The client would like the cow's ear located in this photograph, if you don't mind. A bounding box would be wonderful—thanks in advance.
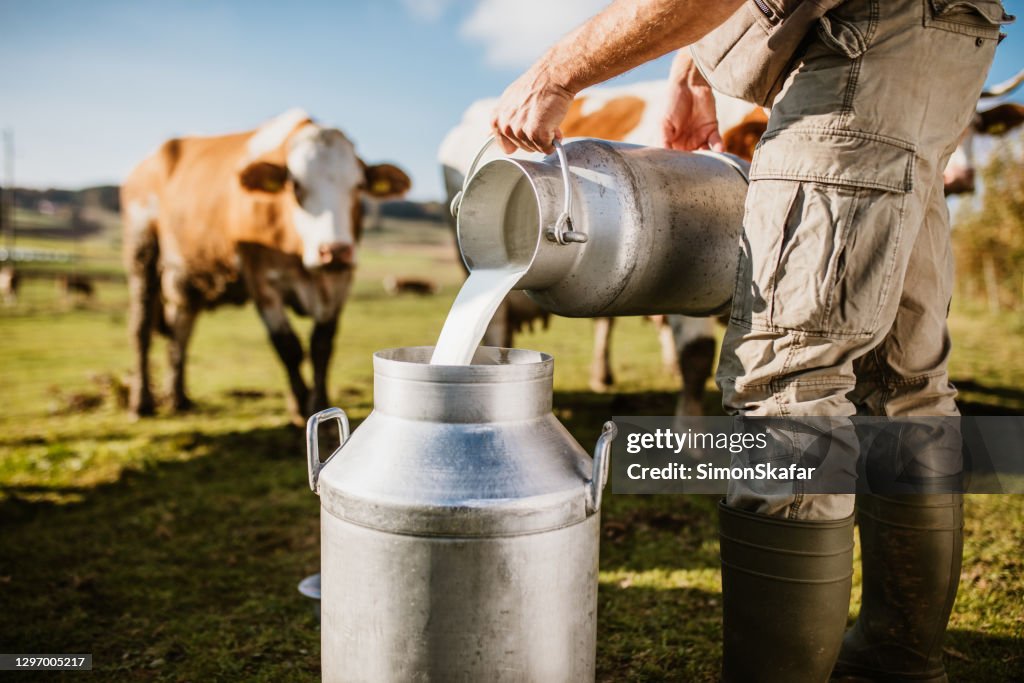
[362,162,412,198]
[975,103,1024,135]
[239,161,289,193]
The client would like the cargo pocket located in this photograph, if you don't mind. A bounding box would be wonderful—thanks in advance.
[925,0,1013,40]
[816,12,868,59]
[739,129,916,338]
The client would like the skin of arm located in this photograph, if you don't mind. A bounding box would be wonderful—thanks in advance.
[491,0,744,154]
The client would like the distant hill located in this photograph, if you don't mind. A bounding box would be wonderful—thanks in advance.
[376,199,446,223]
[4,185,444,223]
[6,185,120,214]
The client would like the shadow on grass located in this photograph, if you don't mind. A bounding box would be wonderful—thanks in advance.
[597,584,722,683]
[953,378,1024,408]
[945,629,1024,681]
[0,424,323,682]
[600,494,721,572]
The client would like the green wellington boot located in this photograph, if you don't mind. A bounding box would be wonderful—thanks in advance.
[831,494,963,683]
[719,501,855,683]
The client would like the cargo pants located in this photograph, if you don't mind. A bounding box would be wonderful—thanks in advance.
[716,0,1007,519]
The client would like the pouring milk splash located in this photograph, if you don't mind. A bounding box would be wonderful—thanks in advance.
[431,137,542,366]
[429,267,527,365]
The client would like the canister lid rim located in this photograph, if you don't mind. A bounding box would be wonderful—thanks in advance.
[373,346,553,383]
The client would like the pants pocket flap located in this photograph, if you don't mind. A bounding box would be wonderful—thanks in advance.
[927,0,1014,38]
[750,129,916,193]
[930,0,1013,25]
[817,13,868,58]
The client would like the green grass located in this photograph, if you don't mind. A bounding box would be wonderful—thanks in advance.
[1,218,1022,681]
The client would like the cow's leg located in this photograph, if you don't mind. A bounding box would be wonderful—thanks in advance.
[677,337,716,416]
[653,315,680,377]
[164,298,198,412]
[126,233,160,417]
[309,316,339,416]
[589,317,615,393]
[254,297,309,425]
[670,316,717,417]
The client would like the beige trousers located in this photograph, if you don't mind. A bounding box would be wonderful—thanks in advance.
[717,0,1006,519]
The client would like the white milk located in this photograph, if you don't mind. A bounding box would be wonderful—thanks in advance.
[432,170,540,365]
[430,267,526,365]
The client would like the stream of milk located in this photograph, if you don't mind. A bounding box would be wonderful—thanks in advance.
[429,267,526,365]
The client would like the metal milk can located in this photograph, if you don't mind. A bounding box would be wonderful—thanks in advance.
[452,138,750,317]
[306,346,617,682]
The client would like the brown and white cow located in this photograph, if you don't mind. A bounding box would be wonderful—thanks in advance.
[122,109,410,422]
[440,70,1024,415]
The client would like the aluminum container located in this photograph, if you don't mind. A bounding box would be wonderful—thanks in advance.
[306,346,617,682]
[453,138,749,317]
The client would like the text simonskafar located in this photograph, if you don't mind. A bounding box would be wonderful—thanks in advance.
[626,462,817,481]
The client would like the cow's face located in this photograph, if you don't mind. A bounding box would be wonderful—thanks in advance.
[238,121,412,270]
[286,126,363,270]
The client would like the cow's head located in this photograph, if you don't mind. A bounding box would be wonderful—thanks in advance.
[238,110,411,270]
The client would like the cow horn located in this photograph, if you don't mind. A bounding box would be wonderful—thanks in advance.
[980,68,1024,98]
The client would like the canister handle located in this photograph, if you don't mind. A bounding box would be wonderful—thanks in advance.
[586,421,618,514]
[306,407,351,494]
[546,139,587,245]
[449,136,586,246]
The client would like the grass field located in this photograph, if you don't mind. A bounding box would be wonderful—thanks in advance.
[1,218,1022,681]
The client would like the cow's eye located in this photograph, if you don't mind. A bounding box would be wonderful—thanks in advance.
[294,181,307,204]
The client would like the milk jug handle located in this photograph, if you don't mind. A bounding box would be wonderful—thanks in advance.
[586,421,618,514]
[306,407,351,494]
[450,136,586,246]
[547,139,587,246]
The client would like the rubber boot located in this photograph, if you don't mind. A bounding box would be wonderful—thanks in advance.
[719,501,855,683]
[831,494,963,683]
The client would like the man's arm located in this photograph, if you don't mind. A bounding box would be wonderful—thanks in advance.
[492,0,743,154]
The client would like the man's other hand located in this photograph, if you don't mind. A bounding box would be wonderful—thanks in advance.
[662,50,722,152]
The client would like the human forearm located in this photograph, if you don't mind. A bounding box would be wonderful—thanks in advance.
[668,48,707,87]
[492,0,742,153]
[541,0,742,95]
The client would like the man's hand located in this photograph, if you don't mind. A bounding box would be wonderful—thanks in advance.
[488,0,743,155]
[492,68,574,155]
[663,50,722,152]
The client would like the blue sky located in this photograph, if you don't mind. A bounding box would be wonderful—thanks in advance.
[1,0,1022,200]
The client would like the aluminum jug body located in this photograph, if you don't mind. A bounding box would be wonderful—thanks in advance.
[307,347,616,682]
[455,138,749,317]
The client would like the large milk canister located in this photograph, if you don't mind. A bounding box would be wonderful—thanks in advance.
[452,138,749,317]
[306,346,617,682]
